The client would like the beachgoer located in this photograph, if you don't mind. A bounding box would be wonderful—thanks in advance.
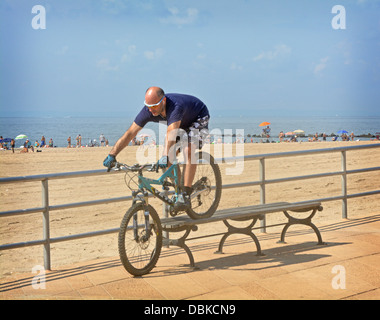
[76,134,82,147]
[67,136,71,148]
[279,131,285,142]
[100,134,105,147]
[350,132,354,141]
[10,139,15,153]
[40,136,46,148]
[35,140,39,148]
[103,87,210,212]
[24,139,34,152]
[48,138,53,147]
[265,126,271,138]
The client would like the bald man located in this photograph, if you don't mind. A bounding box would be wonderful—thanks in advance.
[103,87,210,212]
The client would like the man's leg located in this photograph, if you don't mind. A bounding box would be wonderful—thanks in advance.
[173,142,196,212]
[183,142,197,190]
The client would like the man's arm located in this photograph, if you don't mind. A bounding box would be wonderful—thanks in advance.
[109,122,142,157]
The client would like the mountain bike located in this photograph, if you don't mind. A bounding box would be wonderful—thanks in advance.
[109,151,222,276]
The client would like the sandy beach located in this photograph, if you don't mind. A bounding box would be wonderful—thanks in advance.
[1,141,379,276]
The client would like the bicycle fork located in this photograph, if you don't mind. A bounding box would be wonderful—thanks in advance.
[132,209,152,243]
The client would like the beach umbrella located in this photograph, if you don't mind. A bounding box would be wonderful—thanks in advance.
[259,122,271,127]
[15,134,28,140]
[293,129,305,136]
[285,131,294,136]
[337,130,348,134]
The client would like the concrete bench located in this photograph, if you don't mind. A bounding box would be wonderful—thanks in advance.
[160,201,324,268]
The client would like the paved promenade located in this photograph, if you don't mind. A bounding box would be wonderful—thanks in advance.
[1,214,379,300]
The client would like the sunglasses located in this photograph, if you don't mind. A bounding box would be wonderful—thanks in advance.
[144,96,165,108]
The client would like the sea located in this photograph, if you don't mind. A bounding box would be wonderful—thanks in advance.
[0,116,379,148]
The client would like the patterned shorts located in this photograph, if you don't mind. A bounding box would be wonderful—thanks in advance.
[176,115,209,150]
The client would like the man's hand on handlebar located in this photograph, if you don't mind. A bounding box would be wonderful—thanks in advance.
[103,154,116,171]
[156,156,169,172]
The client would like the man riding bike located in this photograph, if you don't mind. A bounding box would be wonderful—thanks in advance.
[103,86,210,212]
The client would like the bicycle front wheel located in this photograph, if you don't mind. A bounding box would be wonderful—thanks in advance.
[118,203,162,276]
[182,151,222,219]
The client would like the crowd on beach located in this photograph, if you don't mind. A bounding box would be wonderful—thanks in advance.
[66,134,109,148]
[256,126,379,144]
[0,134,110,153]
[0,135,53,153]
[1,127,379,152]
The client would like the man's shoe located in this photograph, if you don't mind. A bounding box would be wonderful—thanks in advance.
[173,193,191,212]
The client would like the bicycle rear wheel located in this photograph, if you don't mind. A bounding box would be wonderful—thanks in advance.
[118,203,162,276]
[182,151,222,219]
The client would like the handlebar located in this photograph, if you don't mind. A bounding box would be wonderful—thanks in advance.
[107,161,156,173]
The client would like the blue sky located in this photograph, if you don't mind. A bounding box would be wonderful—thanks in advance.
[1,0,380,118]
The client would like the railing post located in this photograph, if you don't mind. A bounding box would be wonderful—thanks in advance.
[162,167,169,248]
[341,151,348,219]
[41,179,51,270]
[162,190,170,248]
[259,158,266,232]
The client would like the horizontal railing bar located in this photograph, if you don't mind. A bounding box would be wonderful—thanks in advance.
[220,144,379,162]
[300,190,380,204]
[0,207,45,218]
[0,239,47,250]
[49,196,133,211]
[265,171,343,184]
[346,166,380,175]
[0,168,117,184]
[0,223,148,250]
[347,190,380,199]
[221,143,380,163]
[49,228,120,244]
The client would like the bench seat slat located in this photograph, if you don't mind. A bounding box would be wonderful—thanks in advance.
[161,201,322,229]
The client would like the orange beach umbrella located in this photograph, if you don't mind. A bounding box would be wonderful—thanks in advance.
[259,122,271,127]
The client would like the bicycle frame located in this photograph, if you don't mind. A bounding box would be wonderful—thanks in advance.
[137,161,181,206]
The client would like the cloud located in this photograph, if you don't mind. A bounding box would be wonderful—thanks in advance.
[144,48,164,60]
[56,45,69,55]
[230,62,243,71]
[314,57,329,75]
[121,45,137,62]
[160,7,199,26]
[253,44,291,62]
[96,58,119,71]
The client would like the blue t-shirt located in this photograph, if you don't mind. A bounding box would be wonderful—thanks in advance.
[134,93,209,129]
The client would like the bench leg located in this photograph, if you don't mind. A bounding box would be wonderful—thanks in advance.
[279,210,325,245]
[215,220,264,256]
[162,226,198,269]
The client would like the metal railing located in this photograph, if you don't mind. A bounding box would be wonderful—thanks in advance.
[1,143,379,270]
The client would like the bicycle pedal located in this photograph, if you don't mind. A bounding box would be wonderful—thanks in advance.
[169,208,178,217]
